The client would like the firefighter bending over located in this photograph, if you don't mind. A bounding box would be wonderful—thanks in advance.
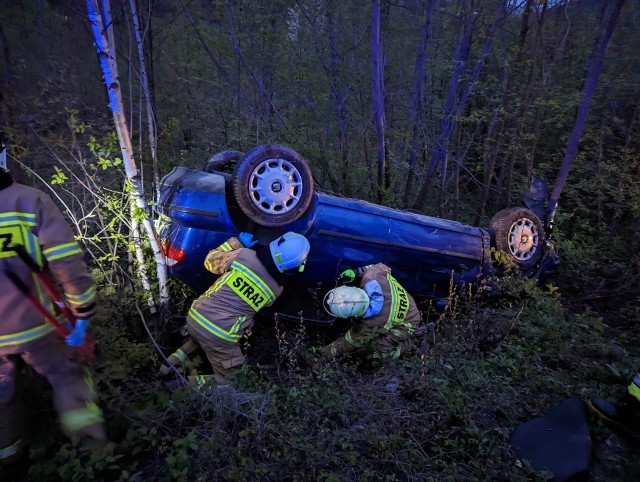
[162,231,310,389]
[322,263,421,360]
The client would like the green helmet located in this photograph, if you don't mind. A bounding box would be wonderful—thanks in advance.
[269,232,310,273]
[323,286,370,318]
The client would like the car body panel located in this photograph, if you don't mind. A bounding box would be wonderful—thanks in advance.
[156,167,494,309]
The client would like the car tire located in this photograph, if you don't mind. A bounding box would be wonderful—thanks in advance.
[203,150,244,174]
[490,207,544,271]
[232,144,314,227]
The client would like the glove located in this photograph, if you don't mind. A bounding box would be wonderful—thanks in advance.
[337,268,356,284]
[238,232,258,248]
[66,319,89,347]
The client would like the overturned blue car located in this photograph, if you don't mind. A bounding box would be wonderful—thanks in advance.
[155,144,558,323]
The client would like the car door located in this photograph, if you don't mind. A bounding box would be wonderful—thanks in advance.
[385,212,488,298]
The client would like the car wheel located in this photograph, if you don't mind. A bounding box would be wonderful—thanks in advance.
[490,207,544,271]
[232,144,314,227]
[203,150,244,174]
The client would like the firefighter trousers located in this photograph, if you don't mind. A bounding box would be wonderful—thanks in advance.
[0,336,106,463]
[186,319,244,383]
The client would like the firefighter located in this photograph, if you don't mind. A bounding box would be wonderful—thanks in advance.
[0,139,107,465]
[321,263,421,360]
[587,373,640,437]
[163,231,310,389]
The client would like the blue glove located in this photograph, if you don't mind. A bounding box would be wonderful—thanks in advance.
[66,319,89,347]
[239,232,258,248]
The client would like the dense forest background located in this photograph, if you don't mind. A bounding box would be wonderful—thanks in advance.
[1,0,640,480]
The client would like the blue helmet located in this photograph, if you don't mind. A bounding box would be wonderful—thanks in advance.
[270,232,310,273]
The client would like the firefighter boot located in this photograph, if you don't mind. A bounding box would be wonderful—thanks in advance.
[158,338,200,377]
[587,391,640,437]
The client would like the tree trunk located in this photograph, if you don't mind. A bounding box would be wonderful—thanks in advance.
[225,5,275,127]
[402,0,434,207]
[129,0,160,202]
[454,118,482,221]
[0,21,14,128]
[609,102,638,238]
[475,104,502,225]
[476,0,535,223]
[372,0,386,203]
[179,0,229,82]
[327,0,351,195]
[412,0,478,210]
[130,200,156,313]
[502,0,549,207]
[0,21,17,177]
[421,1,511,211]
[545,0,626,232]
[86,0,170,325]
[128,0,159,316]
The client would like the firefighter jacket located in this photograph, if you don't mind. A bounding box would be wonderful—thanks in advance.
[358,263,420,337]
[187,236,284,344]
[327,263,421,357]
[0,178,97,355]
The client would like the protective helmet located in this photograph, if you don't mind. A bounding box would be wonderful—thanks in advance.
[323,286,370,318]
[269,232,310,273]
[0,133,7,171]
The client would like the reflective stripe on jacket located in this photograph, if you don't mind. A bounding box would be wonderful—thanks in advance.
[188,237,283,343]
[0,438,22,460]
[325,263,421,357]
[0,182,96,354]
[359,263,421,338]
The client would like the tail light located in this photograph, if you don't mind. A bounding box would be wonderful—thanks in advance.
[161,240,185,267]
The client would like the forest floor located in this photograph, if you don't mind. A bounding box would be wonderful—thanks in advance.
[5,270,640,481]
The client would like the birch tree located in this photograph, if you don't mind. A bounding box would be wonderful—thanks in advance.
[86,0,170,324]
[129,0,160,201]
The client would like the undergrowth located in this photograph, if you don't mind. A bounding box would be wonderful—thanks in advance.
[16,266,640,481]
